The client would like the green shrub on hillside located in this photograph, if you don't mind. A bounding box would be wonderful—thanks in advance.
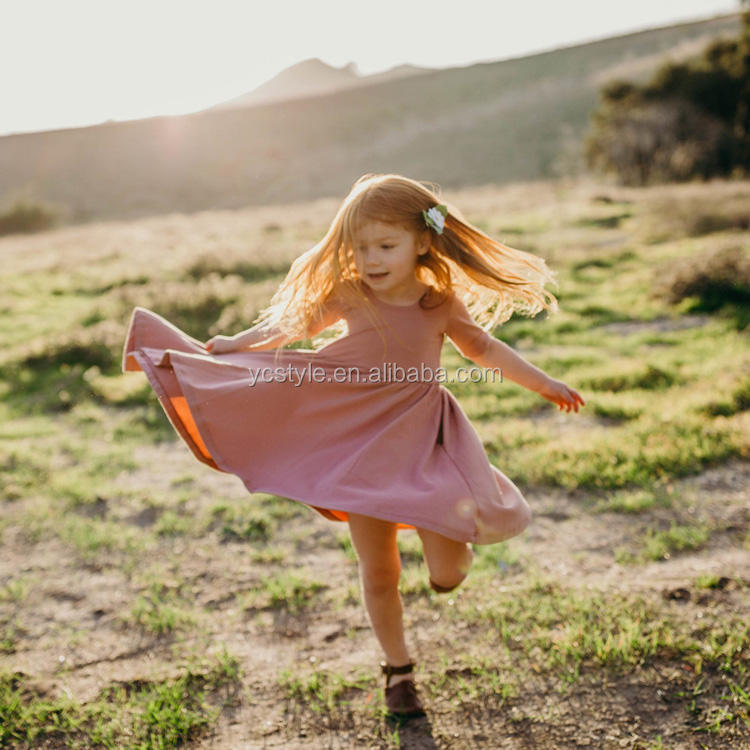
[585,8,750,184]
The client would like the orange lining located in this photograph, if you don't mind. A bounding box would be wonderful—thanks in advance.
[171,396,214,462]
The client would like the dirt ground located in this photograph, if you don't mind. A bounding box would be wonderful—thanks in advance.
[2,447,748,749]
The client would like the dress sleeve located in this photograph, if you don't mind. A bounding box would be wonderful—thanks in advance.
[444,292,495,359]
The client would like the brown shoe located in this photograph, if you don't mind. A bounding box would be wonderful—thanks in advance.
[381,661,426,718]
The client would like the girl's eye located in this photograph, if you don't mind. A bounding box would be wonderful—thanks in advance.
[381,245,393,249]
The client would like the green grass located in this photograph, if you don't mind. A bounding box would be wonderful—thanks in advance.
[456,575,748,678]
[593,486,674,514]
[0,647,241,748]
[153,510,193,537]
[695,574,731,590]
[485,412,744,490]
[642,523,711,561]
[471,540,522,574]
[240,570,328,615]
[701,376,750,417]
[59,516,145,561]
[428,653,518,705]
[1,177,748,746]
[124,580,200,635]
[277,667,375,714]
[208,502,274,543]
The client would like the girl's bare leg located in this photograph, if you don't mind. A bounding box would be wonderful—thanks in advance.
[347,512,413,687]
[416,526,473,590]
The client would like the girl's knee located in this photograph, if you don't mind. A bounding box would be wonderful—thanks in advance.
[422,539,473,591]
[429,555,471,592]
[429,573,465,593]
[359,562,401,594]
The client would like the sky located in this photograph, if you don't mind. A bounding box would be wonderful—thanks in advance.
[0,0,740,137]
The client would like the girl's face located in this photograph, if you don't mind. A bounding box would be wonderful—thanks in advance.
[352,220,430,297]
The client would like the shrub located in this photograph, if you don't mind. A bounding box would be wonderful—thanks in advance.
[0,196,60,236]
[653,246,750,311]
[584,11,750,184]
[585,98,735,186]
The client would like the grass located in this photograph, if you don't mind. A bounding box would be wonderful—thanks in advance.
[208,502,274,543]
[0,177,748,747]
[0,647,241,748]
[642,523,711,561]
[264,572,327,613]
[124,580,200,636]
[461,576,749,699]
[457,577,684,673]
[277,667,375,714]
[593,486,674,514]
[487,411,745,490]
[58,516,145,562]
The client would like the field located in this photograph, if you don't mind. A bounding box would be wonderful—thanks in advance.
[1,174,749,749]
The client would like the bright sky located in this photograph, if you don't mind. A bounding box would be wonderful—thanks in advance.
[0,0,739,137]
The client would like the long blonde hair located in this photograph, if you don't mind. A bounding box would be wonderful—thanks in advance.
[253,173,559,356]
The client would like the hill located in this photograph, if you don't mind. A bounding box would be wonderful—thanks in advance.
[207,57,433,109]
[0,12,741,224]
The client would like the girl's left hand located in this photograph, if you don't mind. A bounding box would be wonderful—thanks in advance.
[536,376,586,413]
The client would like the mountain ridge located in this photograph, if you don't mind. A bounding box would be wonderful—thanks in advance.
[207,57,435,110]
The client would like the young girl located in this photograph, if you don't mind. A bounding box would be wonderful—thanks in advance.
[122,173,585,719]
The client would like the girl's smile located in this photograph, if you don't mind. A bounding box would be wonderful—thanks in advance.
[353,220,430,303]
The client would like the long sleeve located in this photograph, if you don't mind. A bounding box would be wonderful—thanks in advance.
[444,292,495,360]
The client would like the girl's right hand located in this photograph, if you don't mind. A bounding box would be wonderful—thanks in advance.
[205,335,240,354]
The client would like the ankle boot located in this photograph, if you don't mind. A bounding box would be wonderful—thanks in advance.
[380,661,426,718]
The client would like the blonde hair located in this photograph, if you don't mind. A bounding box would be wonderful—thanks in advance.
[253,173,559,358]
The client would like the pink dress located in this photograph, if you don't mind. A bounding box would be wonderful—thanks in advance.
[121,284,531,544]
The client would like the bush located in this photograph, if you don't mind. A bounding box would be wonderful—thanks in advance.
[653,246,750,311]
[585,98,735,186]
[584,10,750,184]
[0,196,60,235]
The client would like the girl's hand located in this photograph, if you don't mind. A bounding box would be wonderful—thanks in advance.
[205,335,240,354]
[536,376,586,413]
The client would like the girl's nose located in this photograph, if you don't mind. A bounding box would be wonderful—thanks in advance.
[360,248,383,262]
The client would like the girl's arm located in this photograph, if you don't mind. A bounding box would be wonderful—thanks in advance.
[206,294,344,354]
[471,340,585,412]
[471,338,546,391]
[444,293,584,412]
[206,323,291,353]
